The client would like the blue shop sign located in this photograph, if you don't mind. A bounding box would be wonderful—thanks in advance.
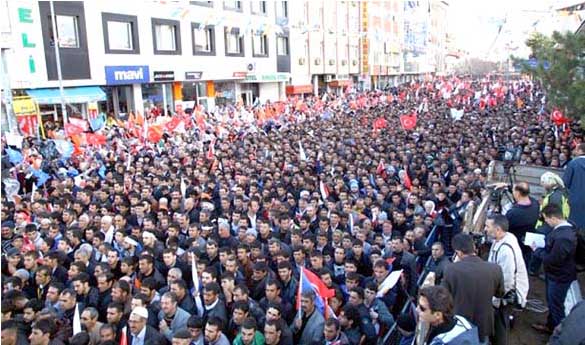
[105,65,150,85]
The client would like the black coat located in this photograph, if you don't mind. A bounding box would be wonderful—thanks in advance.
[442,255,504,340]
[534,224,577,283]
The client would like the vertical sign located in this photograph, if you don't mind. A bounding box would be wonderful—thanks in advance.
[13,97,40,137]
[88,102,98,120]
[361,1,369,75]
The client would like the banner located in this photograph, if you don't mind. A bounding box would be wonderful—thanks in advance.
[88,102,99,120]
[13,97,40,137]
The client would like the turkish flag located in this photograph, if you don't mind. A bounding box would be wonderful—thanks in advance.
[551,109,569,126]
[400,113,417,131]
[373,117,388,131]
[164,116,183,132]
[146,124,163,143]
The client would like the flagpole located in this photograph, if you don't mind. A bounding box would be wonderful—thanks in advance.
[296,267,303,320]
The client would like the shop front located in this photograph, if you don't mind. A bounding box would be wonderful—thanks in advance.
[104,65,150,119]
[242,73,288,104]
[142,71,176,116]
[181,71,214,111]
[26,86,107,125]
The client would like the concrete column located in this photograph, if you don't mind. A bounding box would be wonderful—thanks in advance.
[112,87,120,116]
[132,83,144,116]
[313,75,318,96]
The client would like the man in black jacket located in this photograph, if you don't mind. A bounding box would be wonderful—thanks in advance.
[127,306,168,345]
[505,182,540,266]
[531,204,577,334]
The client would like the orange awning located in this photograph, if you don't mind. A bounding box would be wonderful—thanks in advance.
[286,85,313,95]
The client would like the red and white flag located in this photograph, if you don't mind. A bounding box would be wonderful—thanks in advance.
[400,113,417,131]
[319,180,329,201]
[206,139,216,160]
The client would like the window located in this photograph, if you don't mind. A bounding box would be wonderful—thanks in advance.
[192,23,215,55]
[276,1,288,19]
[252,33,268,57]
[276,35,288,55]
[102,13,140,54]
[56,15,79,48]
[224,28,244,56]
[151,18,181,55]
[251,1,267,14]
[223,1,242,11]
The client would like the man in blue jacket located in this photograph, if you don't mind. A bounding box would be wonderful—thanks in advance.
[531,204,577,334]
[563,143,585,229]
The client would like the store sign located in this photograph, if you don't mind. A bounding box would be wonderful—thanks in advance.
[244,73,289,82]
[185,71,203,80]
[233,72,247,78]
[153,71,175,82]
[13,97,39,137]
[105,65,150,85]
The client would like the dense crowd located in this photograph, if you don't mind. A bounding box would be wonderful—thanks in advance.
[1,76,584,345]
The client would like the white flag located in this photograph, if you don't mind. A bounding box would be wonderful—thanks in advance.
[450,108,464,121]
[73,303,82,334]
[377,270,403,298]
[191,253,205,316]
[180,178,187,198]
[298,141,307,161]
[31,183,37,203]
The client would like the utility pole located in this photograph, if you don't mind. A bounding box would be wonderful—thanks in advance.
[49,0,68,124]
[1,48,16,133]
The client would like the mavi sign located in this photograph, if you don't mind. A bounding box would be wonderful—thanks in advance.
[105,65,150,85]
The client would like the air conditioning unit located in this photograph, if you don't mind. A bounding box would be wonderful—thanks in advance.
[328,59,335,66]
[341,59,347,66]
[324,75,333,82]
[246,62,256,73]
[298,57,306,65]
[314,57,321,65]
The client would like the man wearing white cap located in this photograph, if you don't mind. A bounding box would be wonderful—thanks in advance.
[128,306,168,345]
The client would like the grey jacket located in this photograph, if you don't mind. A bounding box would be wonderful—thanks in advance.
[292,309,325,345]
[158,306,191,341]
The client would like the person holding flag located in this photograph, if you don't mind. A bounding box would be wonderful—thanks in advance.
[292,289,325,345]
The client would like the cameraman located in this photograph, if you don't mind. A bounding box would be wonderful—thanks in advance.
[485,214,529,345]
[503,182,540,268]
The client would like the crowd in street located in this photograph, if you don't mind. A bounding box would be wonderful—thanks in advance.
[1,76,584,345]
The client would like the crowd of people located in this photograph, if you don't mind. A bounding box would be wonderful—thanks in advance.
[1,76,584,345]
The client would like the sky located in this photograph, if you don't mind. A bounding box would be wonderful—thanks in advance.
[447,0,583,60]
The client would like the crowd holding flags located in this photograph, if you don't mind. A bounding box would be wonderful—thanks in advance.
[296,267,335,319]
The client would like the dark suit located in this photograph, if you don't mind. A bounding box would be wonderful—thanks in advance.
[442,255,504,340]
[203,299,228,330]
[127,325,168,345]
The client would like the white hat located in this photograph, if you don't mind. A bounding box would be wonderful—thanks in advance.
[131,306,148,319]
[142,231,156,240]
[124,237,139,247]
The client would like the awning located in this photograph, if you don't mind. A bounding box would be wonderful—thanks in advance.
[26,86,106,104]
[286,84,313,95]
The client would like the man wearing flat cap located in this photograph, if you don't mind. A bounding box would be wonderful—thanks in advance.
[127,306,168,345]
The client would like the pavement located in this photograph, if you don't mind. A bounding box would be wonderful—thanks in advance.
[509,272,585,345]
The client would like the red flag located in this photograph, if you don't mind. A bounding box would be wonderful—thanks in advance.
[146,124,163,143]
[85,133,106,146]
[404,170,412,190]
[373,117,388,131]
[64,123,85,137]
[206,139,216,160]
[376,160,387,178]
[164,116,183,132]
[551,109,569,126]
[119,326,128,345]
[399,113,417,131]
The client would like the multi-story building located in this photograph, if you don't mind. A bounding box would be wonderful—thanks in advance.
[2,0,292,122]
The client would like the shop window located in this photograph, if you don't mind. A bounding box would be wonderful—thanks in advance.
[252,33,268,57]
[223,1,242,11]
[277,35,289,56]
[152,18,182,55]
[48,14,80,48]
[225,28,244,57]
[192,23,215,55]
[102,13,140,54]
[251,1,267,15]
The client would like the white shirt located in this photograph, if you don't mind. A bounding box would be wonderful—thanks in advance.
[488,232,530,307]
[131,325,146,345]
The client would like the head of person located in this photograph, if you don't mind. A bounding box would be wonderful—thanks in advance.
[161,292,179,316]
[28,319,54,345]
[106,302,125,324]
[263,319,282,345]
[99,324,117,342]
[512,182,530,201]
[417,285,454,327]
[128,307,148,336]
[204,317,223,344]
[59,289,77,312]
[239,318,257,345]
[301,289,317,315]
[1,320,23,345]
[203,282,221,306]
[187,315,204,341]
[541,203,566,227]
[172,329,192,345]
[485,214,509,241]
[431,242,445,260]
[80,307,99,331]
[451,233,475,261]
[323,317,342,341]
